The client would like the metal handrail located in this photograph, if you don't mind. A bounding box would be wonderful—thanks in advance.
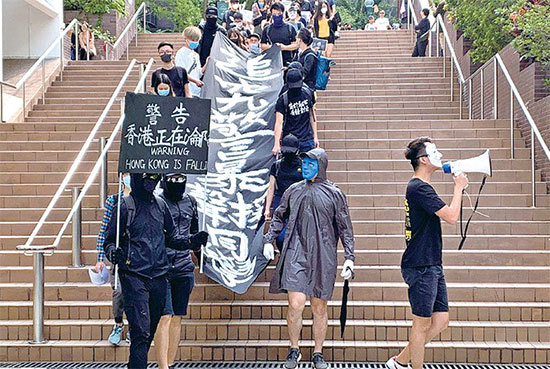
[17,58,138,251]
[437,15,464,83]
[0,19,82,122]
[49,58,155,250]
[105,2,147,60]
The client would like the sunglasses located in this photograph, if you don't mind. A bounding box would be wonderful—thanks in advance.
[143,173,161,181]
[166,176,187,183]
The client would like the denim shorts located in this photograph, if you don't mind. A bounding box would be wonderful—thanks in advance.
[163,274,195,316]
[299,139,316,153]
[401,265,449,318]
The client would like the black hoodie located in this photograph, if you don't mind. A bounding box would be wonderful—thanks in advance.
[104,173,196,279]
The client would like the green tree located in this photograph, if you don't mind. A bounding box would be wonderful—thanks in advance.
[64,0,127,25]
[137,0,203,32]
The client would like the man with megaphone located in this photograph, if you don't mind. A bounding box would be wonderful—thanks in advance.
[385,137,468,369]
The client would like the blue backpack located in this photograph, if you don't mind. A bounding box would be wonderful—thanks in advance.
[305,52,335,91]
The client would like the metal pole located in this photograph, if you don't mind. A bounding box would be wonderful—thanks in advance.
[71,187,82,267]
[143,7,147,33]
[141,64,147,93]
[436,21,440,56]
[22,83,26,120]
[86,31,90,61]
[468,79,472,120]
[459,82,463,119]
[480,68,485,119]
[100,137,108,208]
[60,37,64,81]
[406,0,409,30]
[428,29,432,57]
[531,127,536,207]
[1,84,4,123]
[510,91,515,160]
[493,58,498,119]
[443,42,446,78]
[41,60,46,104]
[410,1,414,44]
[31,252,46,344]
[450,65,454,101]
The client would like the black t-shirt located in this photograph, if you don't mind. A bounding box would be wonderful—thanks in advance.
[295,48,318,90]
[261,23,297,65]
[270,157,303,197]
[402,178,446,268]
[276,87,315,142]
[199,24,227,66]
[151,66,189,97]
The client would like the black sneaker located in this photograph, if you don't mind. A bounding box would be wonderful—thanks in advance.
[285,348,302,369]
[312,352,328,369]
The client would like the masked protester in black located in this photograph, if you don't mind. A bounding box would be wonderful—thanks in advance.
[154,174,202,369]
[199,6,228,67]
[104,173,208,369]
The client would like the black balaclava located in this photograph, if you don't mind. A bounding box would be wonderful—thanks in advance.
[131,173,160,201]
[162,175,187,201]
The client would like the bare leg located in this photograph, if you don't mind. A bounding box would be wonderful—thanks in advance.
[154,315,171,369]
[325,43,334,58]
[396,312,449,368]
[168,316,183,366]
[310,297,328,353]
[287,291,307,349]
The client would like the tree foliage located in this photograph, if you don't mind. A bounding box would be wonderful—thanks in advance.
[137,0,203,32]
[337,0,399,29]
[64,0,127,24]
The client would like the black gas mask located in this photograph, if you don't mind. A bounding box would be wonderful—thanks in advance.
[165,174,187,198]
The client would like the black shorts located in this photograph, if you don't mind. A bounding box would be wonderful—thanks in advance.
[401,265,449,318]
[162,274,195,316]
[319,35,335,45]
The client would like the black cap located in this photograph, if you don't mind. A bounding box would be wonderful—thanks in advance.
[248,32,261,40]
[281,134,300,154]
[286,68,303,89]
[206,6,218,17]
[230,0,239,3]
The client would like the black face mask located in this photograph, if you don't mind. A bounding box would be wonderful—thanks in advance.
[160,53,172,63]
[165,181,187,198]
[143,178,159,193]
[282,150,299,161]
[206,17,217,28]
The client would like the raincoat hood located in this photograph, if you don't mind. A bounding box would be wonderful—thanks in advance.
[300,148,328,181]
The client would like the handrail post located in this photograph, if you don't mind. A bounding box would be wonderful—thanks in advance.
[459,81,463,119]
[60,37,64,81]
[139,63,147,93]
[436,21,440,56]
[428,29,432,57]
[41,60,46,104]
[1,84,4,123]
[480,68,485,119]
[406,0,410,30]
[143,6,147,33]
[493,58,498,119]
[410,0,414,43]
[22,83,26,120]
[510,91,515,159]
[86,32,90,61]
[443,41,446,78]
[71,187,83,267]
[531,127,536,207]
[74,22,79,61]
[100,137,108,208]
[450,65,454,101]
[31,252,46,344]
[468,79,472,119]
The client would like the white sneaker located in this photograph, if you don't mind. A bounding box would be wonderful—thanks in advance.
[385,356,408,369]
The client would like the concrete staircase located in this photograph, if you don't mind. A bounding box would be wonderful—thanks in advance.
[0,30,549,363]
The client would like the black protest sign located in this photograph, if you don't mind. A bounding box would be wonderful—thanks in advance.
[118,93,211,174]
[312,38,328,51]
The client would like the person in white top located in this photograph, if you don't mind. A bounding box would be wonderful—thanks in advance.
[364,15,376,31]
[175,26,206,97]
[374,9,391,30]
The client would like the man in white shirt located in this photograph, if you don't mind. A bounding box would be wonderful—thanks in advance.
[374,10,390,30]
[175,26,205,97]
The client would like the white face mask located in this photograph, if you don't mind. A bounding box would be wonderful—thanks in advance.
[425,142,443,168]
[321,7,327,14]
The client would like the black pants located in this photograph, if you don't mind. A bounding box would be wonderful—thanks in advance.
[412,39,428,57]
[119,271,167,369]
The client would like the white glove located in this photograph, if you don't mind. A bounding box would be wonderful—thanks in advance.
[263,243,275,260]
[340,259,354,280]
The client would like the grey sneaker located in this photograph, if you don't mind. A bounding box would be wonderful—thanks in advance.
[312,352,328,369]
[285,348,302,369]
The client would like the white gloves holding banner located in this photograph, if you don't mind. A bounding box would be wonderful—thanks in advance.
[263,243,275,260]
[340,259,355,280]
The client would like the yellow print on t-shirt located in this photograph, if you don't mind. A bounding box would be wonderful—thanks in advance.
[404,198,411,241]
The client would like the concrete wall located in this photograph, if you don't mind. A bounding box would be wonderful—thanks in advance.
[2,0,63,59]
[0,0,3,79]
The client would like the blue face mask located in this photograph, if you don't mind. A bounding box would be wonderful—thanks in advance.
[250,43,261,55]
[273,14,284,27]
[158,89,170,96]
[302,157,319,181]
[258,2,264,7]
[189,41,199,50]
[122,175,131,190]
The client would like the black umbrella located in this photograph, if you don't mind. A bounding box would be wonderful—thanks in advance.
[339,269,355,338]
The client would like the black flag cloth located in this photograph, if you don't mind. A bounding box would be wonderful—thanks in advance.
[187,34,284,294]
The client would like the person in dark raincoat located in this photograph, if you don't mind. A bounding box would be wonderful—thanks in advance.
[104,173,208,369]
[154,174,201,369]
[263,148,355,369]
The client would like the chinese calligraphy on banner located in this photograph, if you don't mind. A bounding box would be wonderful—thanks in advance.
[187,35,284,294]
[118,93,211,174]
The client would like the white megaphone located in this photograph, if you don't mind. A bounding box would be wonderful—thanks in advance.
[442,150,492,177]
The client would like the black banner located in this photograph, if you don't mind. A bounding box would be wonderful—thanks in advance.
[187,35,283,294]
[118,93,211,174]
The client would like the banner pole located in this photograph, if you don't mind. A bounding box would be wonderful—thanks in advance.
[114,173,123,290]
[200,173,208,274]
